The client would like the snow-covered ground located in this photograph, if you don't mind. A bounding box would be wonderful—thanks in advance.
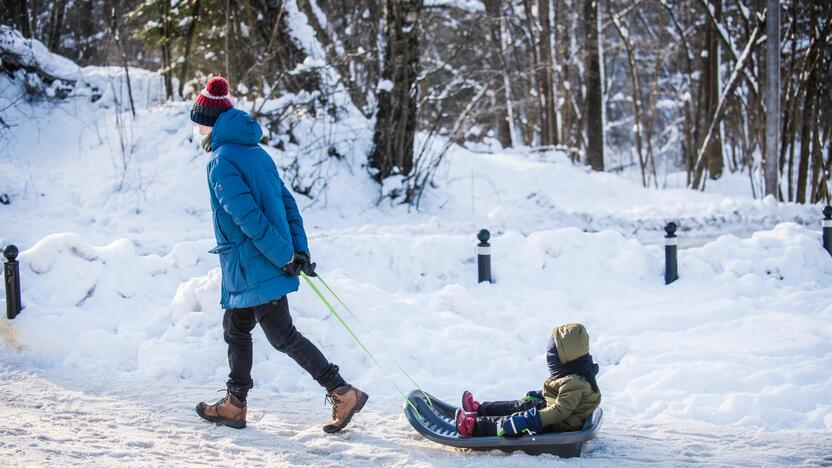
[2,35,832,466]
[3,366,831,467]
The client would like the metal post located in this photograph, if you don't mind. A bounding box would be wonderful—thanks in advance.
[477,229,492,283]
[823,206,832,257]
[664,223,678,285]
[4,245,22,319]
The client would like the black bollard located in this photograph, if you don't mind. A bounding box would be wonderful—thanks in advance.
[477,229,492,283]
[4,245,22,319]
[823,206,832,257]
[664,222,678,285]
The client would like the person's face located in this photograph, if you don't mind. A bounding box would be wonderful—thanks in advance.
[197,124,212,135]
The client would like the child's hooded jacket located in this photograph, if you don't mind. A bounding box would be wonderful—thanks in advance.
[538,323,602,431]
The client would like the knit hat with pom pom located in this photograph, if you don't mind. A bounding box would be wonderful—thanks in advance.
[190,76,234,127]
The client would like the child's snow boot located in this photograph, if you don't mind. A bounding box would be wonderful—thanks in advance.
[322,384,369,433]
[455,409,475,437]
[196,393,247,429]
[461,391,480,414]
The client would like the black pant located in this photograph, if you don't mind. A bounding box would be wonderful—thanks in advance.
[474,398,544,436]
[224,296,346,396]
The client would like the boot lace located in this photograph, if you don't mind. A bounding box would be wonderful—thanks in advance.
[325,393,341,420]
[212,389,230,406]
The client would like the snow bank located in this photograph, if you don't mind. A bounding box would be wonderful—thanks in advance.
[428,147,821,246]
[0,25,81,80]
[5,222,832,430]
[12,233,215,369]
[1,25,166,108]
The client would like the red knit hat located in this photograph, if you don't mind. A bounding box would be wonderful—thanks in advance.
[190,76,234,126]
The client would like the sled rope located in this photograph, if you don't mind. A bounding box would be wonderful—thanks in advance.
[300,272,424,415]
[314,274,433,408]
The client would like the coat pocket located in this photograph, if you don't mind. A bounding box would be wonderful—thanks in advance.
[210,243,248,293]
[239,239,284,286]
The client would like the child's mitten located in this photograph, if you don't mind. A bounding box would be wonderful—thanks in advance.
[523,390,544,402]
[497,407,544,437]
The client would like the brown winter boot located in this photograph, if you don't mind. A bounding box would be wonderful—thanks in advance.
[196,393,247,429]
[322,384,369,433]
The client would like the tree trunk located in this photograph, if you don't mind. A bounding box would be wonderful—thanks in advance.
[703,0,724,180]
[820,127,832,204]
[178,0,202,97]
[810,107,824,203]
[521,0,541,145]
[537,0,558,146]
[764,0,780,197]
[810,2,829,203]
[798,1,826,203]
[78,0,96,65]
[224,0,232,80]
[484,0,513,148]
[584,0,603,171]
[46,0,67,51]
[795,53,816,203]
[556,0,573,147]
[158,0,174,99]
[778,0,797,200]
[368,0,423,181]
[9,0,32,38]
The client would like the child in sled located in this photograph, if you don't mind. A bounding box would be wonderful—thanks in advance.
[456,323,601,438]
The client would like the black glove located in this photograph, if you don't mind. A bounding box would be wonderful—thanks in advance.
[298,251,317,277]
[283,251,317,277]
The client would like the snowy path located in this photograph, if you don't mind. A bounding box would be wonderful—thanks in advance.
[2,366,830,467]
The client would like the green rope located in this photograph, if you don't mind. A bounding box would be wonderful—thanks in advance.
[314,274,434,408]
[300,272,422,416]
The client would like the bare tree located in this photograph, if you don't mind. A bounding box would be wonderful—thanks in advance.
[691,15,765,189]
[610,7,648,186]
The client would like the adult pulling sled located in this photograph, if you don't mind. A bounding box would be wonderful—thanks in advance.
[403,390,603,458]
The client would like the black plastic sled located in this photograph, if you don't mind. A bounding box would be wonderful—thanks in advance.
[403,390,603,458]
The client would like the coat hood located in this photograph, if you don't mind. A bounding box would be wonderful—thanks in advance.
[548,323,590,364]
[210,108,263,149]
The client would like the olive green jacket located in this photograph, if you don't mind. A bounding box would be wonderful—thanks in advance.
[538,324,602,431]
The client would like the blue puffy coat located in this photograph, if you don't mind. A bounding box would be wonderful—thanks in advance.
[206,108,309,309]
